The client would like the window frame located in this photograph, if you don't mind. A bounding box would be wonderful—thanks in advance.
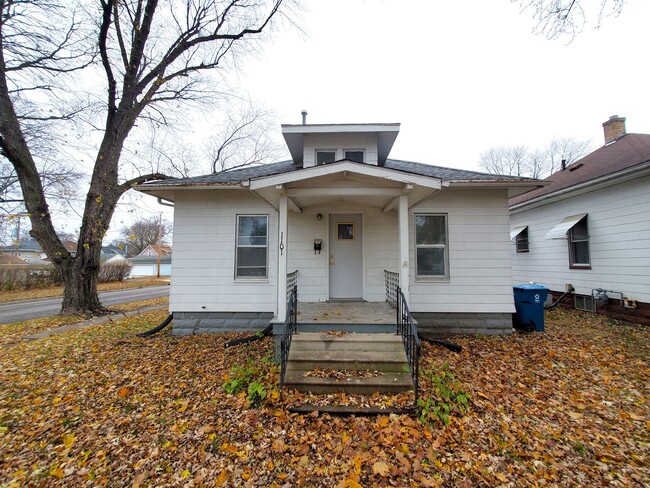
[343,149,365,163]
[568,216,591,269]
[414,213,449,281]
[516,227,529,253]
[234,214,269,280]
[316,149,337,166]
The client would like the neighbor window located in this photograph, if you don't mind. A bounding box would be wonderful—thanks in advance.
[516,227,529,253]
[415,214,448,278]
[235,215,268,278]
[316,150,336,165]
[568,216,590,268]
[344,150,364,163]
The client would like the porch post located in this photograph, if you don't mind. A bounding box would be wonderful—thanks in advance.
[398,195,410,303]
[277,194,288,322]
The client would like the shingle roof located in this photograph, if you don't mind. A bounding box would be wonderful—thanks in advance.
[139,159,535,188]
[509,133,650,207]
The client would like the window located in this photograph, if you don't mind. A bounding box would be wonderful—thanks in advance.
[344,150,364,163]
[516,227,529,253]
[568,216,590,268]
[316,150,336,165]
[415,214,448,278]
[235,215,268,278]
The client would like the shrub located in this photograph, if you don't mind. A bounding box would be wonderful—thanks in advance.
[0,264,62,291]
[98,260,132,283]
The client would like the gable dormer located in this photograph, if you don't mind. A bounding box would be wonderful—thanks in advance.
[281,122,400,168]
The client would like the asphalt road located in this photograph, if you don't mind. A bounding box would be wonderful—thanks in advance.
[0,285,170,324]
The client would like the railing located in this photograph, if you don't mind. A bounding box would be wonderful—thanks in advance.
[396,286,421,406]
[286,270,298,303]
[279,284,298,397]
[384,270,399,307]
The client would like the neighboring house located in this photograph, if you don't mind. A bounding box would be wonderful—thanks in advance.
[129,255,172,277]
[509,116,650,323]
[0,238,46,261]
[137,121,541,336]
[138,244,172,257]
[101,244,127,261]
[0,254,28,265]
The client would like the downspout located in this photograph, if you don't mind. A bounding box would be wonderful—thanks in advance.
[157,197,174,207]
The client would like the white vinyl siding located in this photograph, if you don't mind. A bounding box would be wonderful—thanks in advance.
[170,191,276,313]
[510,175,650,303]
[409,189,516,314]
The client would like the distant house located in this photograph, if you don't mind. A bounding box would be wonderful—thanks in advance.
[129,255,172,277]
[138,244,172,257]
[137,120,541,336]
[509,116,650,323]
[0,254,28,265]
[0,238,46,261]
[101,244,128,261]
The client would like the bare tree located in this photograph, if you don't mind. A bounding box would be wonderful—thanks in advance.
[478,145,530,177]
[120,216,172,257]
[543,137,592,174]
[209,101,284,173]
[0,0,291,314]
[479,137,592,179]
[516,0,626,40]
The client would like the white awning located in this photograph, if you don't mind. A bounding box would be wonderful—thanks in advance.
[510,226,528,242]
[545,213,587,240]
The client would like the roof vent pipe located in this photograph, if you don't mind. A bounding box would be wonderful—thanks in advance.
[561,159,566,171]
[301,110,307,125]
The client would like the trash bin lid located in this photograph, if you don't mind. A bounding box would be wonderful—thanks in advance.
[513,284,548,291]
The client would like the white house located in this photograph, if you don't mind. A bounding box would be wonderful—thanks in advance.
[137,121,541,336]
[509,116,650,322]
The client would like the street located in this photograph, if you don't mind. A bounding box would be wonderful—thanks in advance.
[0,285,169,324]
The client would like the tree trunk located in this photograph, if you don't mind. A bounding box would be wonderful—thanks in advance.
[60,254,104,314]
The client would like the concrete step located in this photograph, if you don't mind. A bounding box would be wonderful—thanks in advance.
[287,350,408,372]
[284,370,413,395]
[291,332,404,352]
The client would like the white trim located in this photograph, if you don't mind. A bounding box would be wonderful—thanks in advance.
[398,196,410,303]
[286,187,402,197]
[249,161,442,190]
[282,123,400,134]
[277,196,288,321]
[545,213,587,240]
[510,225,528,242]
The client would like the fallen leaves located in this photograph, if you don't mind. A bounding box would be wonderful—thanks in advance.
[0,307,648,486]
[304,368,384,380]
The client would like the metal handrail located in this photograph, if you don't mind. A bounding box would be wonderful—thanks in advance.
[286,270,298,302]
[396,286,421,405]
[384,269,399,307]
[279,284,298,397]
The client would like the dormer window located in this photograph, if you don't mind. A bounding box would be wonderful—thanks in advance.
[316,150,336,165]
[344,150,364,163]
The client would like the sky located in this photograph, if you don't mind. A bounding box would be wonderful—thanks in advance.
[107,0,650,242]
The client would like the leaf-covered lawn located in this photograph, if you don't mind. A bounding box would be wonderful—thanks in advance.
[0,278,168,303]
[0,297,168,346]
[0,309,648,486]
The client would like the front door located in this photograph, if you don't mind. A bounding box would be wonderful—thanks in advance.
[329,214,363,300]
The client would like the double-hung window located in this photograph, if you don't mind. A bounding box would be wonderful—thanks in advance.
[235,215,268,278]
[415,214,449,279]
[568,216,590,268]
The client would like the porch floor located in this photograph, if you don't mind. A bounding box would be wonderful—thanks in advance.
[297,301,396,325]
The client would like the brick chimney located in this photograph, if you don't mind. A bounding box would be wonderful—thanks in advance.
[602,115,626,144]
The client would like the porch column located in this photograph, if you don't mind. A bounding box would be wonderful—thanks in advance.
[398,195,410,303]
[277,194,288,322]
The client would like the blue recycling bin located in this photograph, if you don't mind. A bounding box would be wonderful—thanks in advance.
[513,284,549,332]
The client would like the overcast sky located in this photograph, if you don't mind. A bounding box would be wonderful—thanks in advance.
[108,0,650,241]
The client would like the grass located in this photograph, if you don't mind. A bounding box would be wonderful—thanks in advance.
[0,277,168,303]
